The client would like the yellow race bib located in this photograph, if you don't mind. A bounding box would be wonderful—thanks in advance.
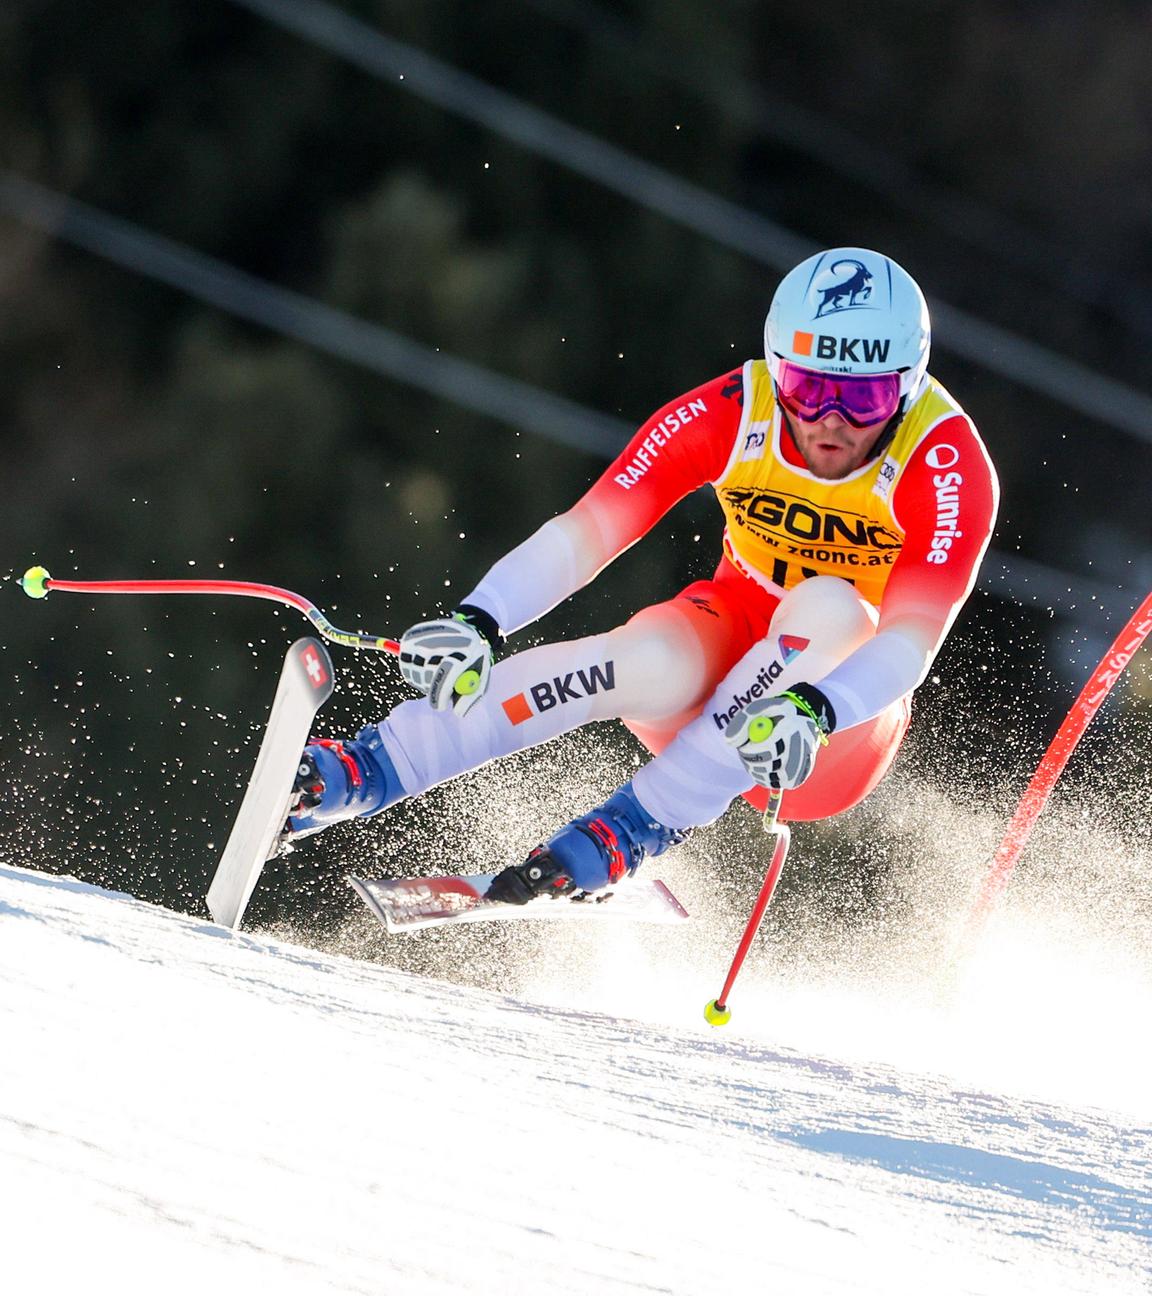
[716,360,966,607]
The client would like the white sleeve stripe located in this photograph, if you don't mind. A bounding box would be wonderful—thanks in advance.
[815,627,927,731]
[462,516,583,635]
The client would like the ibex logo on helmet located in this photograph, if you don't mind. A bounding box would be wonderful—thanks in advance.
[813,259,874,318]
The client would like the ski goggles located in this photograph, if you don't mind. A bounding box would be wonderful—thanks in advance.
[775,360,902,429]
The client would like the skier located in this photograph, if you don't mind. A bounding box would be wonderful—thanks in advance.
[287,248,998,903]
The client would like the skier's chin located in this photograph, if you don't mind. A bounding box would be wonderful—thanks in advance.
[804,443,860,479]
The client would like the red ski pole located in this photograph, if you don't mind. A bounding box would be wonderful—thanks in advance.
[967,588,1152,933]
[705,789,791,1026]
[19,566,400,654]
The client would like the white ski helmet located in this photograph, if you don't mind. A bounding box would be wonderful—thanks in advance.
[764,248,930,405]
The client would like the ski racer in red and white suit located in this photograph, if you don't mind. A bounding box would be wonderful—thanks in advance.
[289,248,999,902]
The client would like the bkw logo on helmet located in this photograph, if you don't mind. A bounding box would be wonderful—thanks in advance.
[764,247,931,408]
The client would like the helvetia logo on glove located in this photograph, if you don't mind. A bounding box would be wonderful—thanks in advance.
[501,662,616,725]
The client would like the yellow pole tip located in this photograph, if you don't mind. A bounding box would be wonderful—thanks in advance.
[703,999,731,1027]
[21,566,51,599]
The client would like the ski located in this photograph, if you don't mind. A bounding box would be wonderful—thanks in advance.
[347,872,690,933]
[206,637,336,929]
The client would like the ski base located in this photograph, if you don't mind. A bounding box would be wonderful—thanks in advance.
[348,873,690,933]
[206,637,336,930]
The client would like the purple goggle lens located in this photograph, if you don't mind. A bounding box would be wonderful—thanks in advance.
[776,360,901,429]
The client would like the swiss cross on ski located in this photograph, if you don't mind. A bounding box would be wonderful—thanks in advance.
[300,644,329,689]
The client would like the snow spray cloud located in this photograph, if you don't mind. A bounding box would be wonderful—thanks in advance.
[297,691,1152,1118]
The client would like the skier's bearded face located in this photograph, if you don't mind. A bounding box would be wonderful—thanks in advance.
[783,410,890,480]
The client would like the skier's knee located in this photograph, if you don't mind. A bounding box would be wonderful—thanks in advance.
[770,577,876,676]
[605,608,707,718]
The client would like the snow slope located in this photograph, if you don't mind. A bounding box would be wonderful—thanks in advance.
[1,862,1148,1295]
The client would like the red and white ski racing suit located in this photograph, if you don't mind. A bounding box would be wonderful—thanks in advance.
[373,361,999,828]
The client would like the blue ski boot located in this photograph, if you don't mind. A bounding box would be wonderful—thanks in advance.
[285,724,404,843]
[486,782,688,904]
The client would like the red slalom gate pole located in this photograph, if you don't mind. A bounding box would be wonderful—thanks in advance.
[18,566,400,654]
[970,588,1152,928]
[705,790,791,1026]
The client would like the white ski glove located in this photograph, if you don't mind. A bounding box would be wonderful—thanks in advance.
[723,683,835,791]
[398,606,501,717]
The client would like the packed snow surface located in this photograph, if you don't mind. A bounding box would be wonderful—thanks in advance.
[1,861,1148,1295]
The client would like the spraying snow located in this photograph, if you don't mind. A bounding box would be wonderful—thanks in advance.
[3,650,1150,1292]
[300,731,1152,1121]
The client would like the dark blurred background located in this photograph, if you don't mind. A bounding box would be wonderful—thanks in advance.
[2,0,1149,929]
